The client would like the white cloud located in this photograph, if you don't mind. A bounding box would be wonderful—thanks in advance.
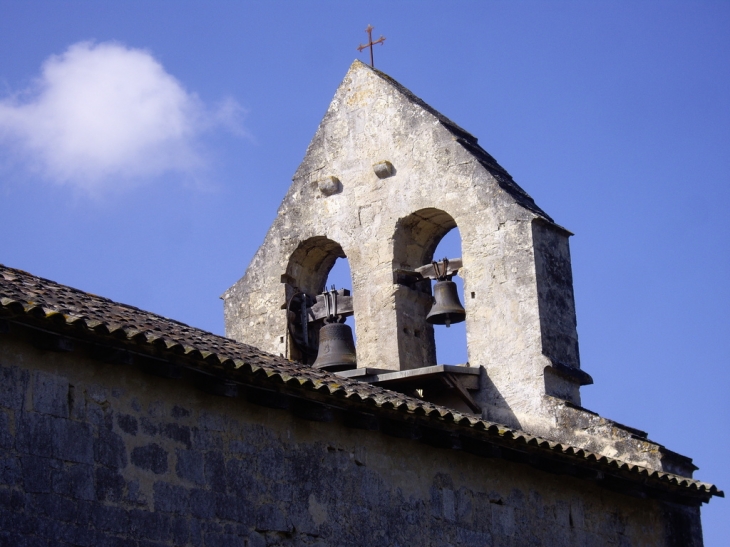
[0,41,244,192]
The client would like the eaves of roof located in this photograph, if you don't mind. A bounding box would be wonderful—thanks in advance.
[0,264,722,505]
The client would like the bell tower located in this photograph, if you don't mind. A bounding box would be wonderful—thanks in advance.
[223,60,592,435]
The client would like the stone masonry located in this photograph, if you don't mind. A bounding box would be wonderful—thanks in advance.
[222,61,685,470]
[0,334,706,547]
[0,60,721,545]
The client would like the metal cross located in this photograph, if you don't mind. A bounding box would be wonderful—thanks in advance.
[357,25,386,68]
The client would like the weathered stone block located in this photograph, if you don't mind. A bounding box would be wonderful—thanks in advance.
[171,405,190,418]
[52,418,93,464]
[189,488,215,519]
[16,412,54,457]
[198,411,227,432]
[62,520,96,547]
[29,492,77,522]
[185,519,203,547]
[21,455,58,493]
[91,504,130,535]
[94,429,127,468]
[192,427,224,451]
[116,413,138,435]
[170,516,189,545]
[162,422,191,448]
[0,487,25,512]
[491,503,515,538]
[224,458,256,495]
[124,479,145,506]
[213,493,244,522]
[41,521,73,546]
[175,448,205,485]
[204,451,226,493]
[0,456,22,488]
[130,443,167,474]
[0,410,13,450]
[128,509,171,541]
[256,503,290,532]
[153,482,189,514]
[52,463,94,501]
[32,370,68,418]
[0,364,28,410]
[139,417,158,436]
[95,466,125,502]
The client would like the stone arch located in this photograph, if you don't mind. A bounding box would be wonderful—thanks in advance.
[283,236,352,364]
[285,236,346,295]
[393,208,458,270]
[391,208,464,370]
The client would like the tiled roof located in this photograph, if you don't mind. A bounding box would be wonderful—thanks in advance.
[0,264,722,502]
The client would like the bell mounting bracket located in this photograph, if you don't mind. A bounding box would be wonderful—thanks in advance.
[285,285,355,358]
[393,257,462,287]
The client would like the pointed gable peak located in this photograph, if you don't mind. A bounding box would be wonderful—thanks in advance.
[346,59,478,144]
[303,60,551,221]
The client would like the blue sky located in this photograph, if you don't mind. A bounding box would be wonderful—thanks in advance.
[1,1,728,542]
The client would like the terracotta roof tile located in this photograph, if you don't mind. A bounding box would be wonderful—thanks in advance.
[0,264,722,501]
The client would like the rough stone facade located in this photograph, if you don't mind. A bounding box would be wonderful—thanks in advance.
[0,335,706,547]
[221,61,671,463]
[0,60,720,546]
[223,62,584,434]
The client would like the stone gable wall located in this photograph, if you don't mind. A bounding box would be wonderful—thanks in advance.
[222,61,585,435]
[0,337,702,546]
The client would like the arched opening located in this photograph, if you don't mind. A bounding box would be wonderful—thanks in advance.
[431,227,467,365]
[392,208,467,370]
[283,237,355,364]
[285,236,345,296]
[324,256,356,339]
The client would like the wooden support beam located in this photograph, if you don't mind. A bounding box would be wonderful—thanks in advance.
[443,373,482,414]
[307,290,354,322]
[415,258,462,280]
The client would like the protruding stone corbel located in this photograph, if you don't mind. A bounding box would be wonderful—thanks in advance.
[372,160,394,179]
[545,359,593,386]
[317,176,342,196]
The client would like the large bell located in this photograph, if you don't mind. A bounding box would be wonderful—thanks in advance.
[312,322,357,372]
[426,280,466,327]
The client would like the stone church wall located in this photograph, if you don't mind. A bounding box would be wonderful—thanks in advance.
[0,337,702,546]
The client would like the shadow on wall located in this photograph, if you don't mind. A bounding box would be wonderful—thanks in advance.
[477,368,521,429]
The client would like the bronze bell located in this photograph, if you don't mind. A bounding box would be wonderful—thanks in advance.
[312,321,357,372]
[426,279,466,327]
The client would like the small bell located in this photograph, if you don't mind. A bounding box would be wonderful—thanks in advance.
[312,321,357,372]
[426,279,466,327]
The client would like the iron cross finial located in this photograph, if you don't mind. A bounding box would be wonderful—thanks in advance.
[357,25,386,68]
